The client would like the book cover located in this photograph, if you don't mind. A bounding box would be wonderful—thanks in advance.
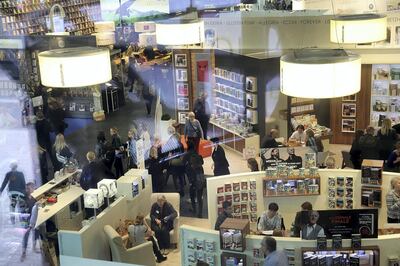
[332,234,342,249]
[250,212,258,223]
[318,255,327,266]
[241,192,249,202]
[187,250,196,263]
[233,182,241,192]
[336,177,344,186]
[196,251,205,262]
[249,191,257,201]
[217,186,224,194]
[249,179,257,190]
[225,183,232,193]
[225,194,233,203]
[317,236,327,250]
[205,241,215,252]
[196,239,204,251]
[241,203,248,213]
[346,177,353,187]
[250,202,257,212]
[349,255,360,266]
[351,234,361,248]
[187,238,195,249]
[206,254,215,265]
[233,193,241,203]
[241,181,248,190]
[217,195,225,205]
[233,204,241,214]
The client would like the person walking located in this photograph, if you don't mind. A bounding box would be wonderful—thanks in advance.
[211,137,230,176]
[0,161,26,224]
[193,92,210,140]
[184,112,203,152]
[184,140,205,217]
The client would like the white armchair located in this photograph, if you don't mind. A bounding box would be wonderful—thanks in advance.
[103,225,156,266]
[147,193,180,248]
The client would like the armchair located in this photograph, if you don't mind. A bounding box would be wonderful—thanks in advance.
[147,193,180,248]
[103,225,156,266]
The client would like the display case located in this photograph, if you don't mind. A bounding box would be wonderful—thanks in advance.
[219,218,250,252]
[0,0,101,36]
[263,176,320,197]
[301,246,380,266]
[370,64,400,126]
[221,252,247,266]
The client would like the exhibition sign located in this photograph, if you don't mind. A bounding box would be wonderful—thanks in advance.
[260,147,316,169]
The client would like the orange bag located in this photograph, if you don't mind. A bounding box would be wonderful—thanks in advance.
[180,136,212,158]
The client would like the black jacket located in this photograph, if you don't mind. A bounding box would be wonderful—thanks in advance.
[79,160,111,190]
[212,145,230,176]
[359,134,379,160]
[150,202,178,231]
[1,170,26,194]
[261,135,279,148]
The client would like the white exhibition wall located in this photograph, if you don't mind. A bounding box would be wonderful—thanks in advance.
[206,169,396,232]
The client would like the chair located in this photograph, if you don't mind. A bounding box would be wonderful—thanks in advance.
[147,193,180,248]
[103,225,156,266]
[341,151,354,169]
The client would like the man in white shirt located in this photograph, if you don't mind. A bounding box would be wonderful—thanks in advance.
[258,202,282,232]
[289,124,306,143]
[301,211,325,240]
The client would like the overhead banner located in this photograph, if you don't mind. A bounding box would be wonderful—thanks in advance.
[299,209,379,239]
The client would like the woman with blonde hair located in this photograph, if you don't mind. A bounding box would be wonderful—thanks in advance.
[377,118,397,161]
[386,176,400,223]
[184,112,203,152]
[53,133,72,171]
[128,214,167,262]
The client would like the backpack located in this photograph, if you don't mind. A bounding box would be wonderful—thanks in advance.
[188,152,205,188]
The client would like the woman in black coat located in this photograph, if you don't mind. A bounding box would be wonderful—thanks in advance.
[211,137,230,176]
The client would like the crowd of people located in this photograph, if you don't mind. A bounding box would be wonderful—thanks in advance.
[350,118,399,171]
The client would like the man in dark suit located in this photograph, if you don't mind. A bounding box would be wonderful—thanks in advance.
[150,195,178,254]
[214,201,233,230]
[261,129,283,148]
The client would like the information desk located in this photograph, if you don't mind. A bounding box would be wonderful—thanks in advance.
[32,170,79,199]
[35,185,84,229]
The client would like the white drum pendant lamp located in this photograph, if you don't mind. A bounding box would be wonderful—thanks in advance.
[156,20,204,45]
[280,49,361,99]
[330,14,387,44]
[38,47,111,88]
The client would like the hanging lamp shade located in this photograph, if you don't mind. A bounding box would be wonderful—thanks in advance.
[156,20,204,45]
[280,49,361,99]
[330,14,387,44]
[38,47,111,88]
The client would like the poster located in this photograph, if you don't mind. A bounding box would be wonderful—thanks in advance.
[260,147,315,169]
[299,209,378,239]
[197,60,209,82]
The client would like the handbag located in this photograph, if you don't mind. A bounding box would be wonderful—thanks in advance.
[189,121,200,138]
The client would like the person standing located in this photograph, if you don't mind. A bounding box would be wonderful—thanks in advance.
[214,201,233,230]
[386,176,400,223]
[35,110,52,154]
[387,142,400,171]
[148,147,163,192]
[193,92,210,140]
[128,215,167,263]
[377,118,398,161]
[211,137,230,176]
[150,195,178,254]
[359,126,379,161]
[261,236,289,266]
[142,84,154,115]
[48,99,67,134]
[79,151,105,191]
[20,182,40,262]
[1,161,26,224]
[110,127,124,178]
[305,129,318,153]
[184,140,205,217]
[350,129,364,169]
[53,133,73,171]
[95,131,109,160]
[184,112,204,152]
[126,129,138,169]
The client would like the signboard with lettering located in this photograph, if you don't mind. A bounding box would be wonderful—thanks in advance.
[299,209,379,239]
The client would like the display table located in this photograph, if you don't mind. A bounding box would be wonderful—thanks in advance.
[209,120,259,157]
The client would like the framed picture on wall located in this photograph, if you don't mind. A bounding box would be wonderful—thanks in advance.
[175,54,187,67]
[177,97,189,110]
[178,112,189,124]
[342,94,357,101]
[342,103,356,117]
[176,83,189,96]
[176,69,188,82]
[342,119,356,133]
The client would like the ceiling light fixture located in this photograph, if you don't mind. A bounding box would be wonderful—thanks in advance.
[156,20,204,45]
[280,49,361,98]
[38,47,111,88]
[330,14,387,44]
